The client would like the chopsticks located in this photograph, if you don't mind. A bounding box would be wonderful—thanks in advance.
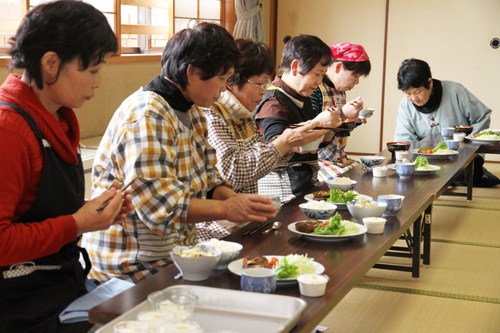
[96,176,138,211]
[286,123,350,132]
[243,220,274,236]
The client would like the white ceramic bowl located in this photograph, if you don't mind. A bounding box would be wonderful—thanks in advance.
[299,136,324,151]
[198,240,243,269]
[346,201,388,223]
[325,179,357,191]
[170,245,222,281]
[362,217,387,234]
[299,202,338,219]
[297,273,329,297]
[372,166,387,178]
[359,107,374,119]
[359,156,386,168]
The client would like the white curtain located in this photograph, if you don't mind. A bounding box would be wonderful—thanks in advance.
[232,0,265,42]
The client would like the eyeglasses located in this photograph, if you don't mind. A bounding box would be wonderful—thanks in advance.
[246,78,271,93]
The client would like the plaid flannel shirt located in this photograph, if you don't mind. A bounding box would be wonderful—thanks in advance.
[81,89,230,283]
[204,91,291,193]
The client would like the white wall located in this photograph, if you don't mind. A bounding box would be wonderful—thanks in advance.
[274,0,500,161]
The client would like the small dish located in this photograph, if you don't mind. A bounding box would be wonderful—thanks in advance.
[362,217,387,234]
[454,133,466,142]
[299,202,338,219]
[325,178,357,191]
[299,136,324,151]
[395,151,409,160]
[372,166,387,178]
[359,156,386,169]
[297,274,329,297]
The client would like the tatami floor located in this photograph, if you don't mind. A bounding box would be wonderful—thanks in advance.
[320,162,500,332]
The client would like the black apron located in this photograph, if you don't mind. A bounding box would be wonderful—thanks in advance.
[0,102,93,333]
[255,89,319,196]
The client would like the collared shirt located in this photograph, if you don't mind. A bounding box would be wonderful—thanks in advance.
[204,91,291,193]
[81,88,230,283]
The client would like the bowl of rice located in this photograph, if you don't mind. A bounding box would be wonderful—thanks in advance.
[198,239,243,269]
[346,199,387,223]
[325,177,357,191]
[299,201,338,220]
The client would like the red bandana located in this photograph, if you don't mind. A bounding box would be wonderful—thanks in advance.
[330,43,369,62]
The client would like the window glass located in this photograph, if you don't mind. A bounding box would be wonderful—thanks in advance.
[175,0,197,18]
[199,0,220,20]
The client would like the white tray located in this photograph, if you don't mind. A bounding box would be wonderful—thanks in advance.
[96,285,307,333]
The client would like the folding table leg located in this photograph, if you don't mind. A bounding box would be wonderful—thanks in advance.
[412,214,422,278]
[466,158,474,201]
[422,204,432,266]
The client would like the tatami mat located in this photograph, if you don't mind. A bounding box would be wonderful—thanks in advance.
[431,206,500,245]
[320,288,500,333]
[360,241,500,299]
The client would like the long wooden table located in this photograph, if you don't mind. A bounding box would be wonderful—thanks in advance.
[88,136,485,333]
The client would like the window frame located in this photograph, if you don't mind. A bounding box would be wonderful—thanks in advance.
[0,0,236,67]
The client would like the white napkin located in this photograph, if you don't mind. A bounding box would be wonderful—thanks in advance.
[59,278,134,323]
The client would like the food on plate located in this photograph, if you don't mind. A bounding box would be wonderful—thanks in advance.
[313,191,331,201]
[176,247,215,258]
[312,212,360,236]
[354,199,376,208]
[202,238,238,252]
[273,254,316,279]
[302,200,335,209]
[326,189,359,204]
[329,177,352,184]
[243,255,271,269]
[414,156,432,170]
[417,142,454,154]
[470,130,500,140]
[401,156,433,171]
[296,220,322,233]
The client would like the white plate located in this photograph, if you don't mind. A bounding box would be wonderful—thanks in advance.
[304,194,373,210]
[387,163,441,175]
[227,255,325,285]
[288,220,367,243]
[465,130,500,144]
[409,148,459,159]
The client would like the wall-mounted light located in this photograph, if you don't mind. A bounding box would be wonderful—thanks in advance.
[491,38,500,49]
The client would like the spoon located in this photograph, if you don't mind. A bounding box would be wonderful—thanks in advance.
[262,221,282,235]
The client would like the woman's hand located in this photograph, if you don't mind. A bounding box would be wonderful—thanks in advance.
[72,180,135,237]
[223,194,277,223]
[273,121,328,155]
[313,108,342,128]
[342,96,364,119]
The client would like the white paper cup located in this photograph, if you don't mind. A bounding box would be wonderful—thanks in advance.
[297,274,329,297]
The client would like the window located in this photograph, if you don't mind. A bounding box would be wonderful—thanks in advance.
[0,0,234,65]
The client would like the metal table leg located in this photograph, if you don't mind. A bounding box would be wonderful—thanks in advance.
[422,204,432,266]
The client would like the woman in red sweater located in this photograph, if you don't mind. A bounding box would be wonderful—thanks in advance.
[0,1,134,332]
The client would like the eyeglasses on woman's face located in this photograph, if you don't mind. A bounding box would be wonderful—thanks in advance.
[246,78,271,93]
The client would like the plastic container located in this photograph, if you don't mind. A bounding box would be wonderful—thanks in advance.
[297,274,329,297]
[362,217,387,234]
[372,166,387,178]
[395,151,409,160]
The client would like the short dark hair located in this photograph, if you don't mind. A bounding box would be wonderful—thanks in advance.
[227,38,275,89]
[333,60,371,77]
[397,59,432,91]
[161,22,240,90]
[279,35,332,75]
[8,0,118,90]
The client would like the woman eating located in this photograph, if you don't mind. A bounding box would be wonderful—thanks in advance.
[204,38,328,195]
[254,35,342,203]
[82,23,277,284]
[310,43,371,179]
[0,1,133,332]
